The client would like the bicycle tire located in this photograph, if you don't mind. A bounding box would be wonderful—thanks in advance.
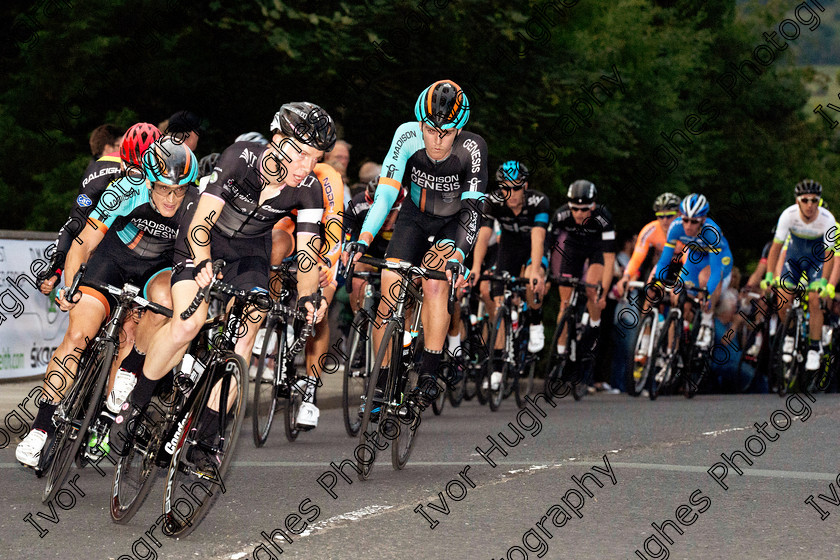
[284,375,304,443]
[446,358,466,407]
[514,342,536,410]
[545,304,576,389]
[43,342,113,503]
[735,326,760,393]
[775,311,799,397]
[253,317,281,447]
[161,353,246,538]
[391,359,421,471]
[343,312,370,436]
[486,306,510,411]
[626,313,655,397]
[111,390,175,523]
[648,314,680,400]
[357,321,399,480]
[431,378,446,415]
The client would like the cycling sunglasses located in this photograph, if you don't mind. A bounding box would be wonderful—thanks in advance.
[152,182,189,198]
[798,196,820,205]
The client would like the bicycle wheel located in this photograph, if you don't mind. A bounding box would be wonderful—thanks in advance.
[43,342,113,503]
[486,307,510,411]
[357,322,400,480]
[253,317,281,447]
[684,329,710,399]
[446,357,466,407]
[736,326,760,393]
[648,314,680,400]
[284,374,304,443]
[545,305,575,392]
[514,355,536,409]
[431,378,446,415]
[626,313,655,397]
[161,353,246,538]
[111,389,177,523]
[774,312,799,397]
[343,312,370,436]
[392,361,421,471]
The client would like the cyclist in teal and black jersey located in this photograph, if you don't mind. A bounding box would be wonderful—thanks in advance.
[471,161,549,390]
[16,138,198,468]
[40,123,161,294]
[346,80,488,408]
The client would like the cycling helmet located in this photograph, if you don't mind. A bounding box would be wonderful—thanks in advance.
[567,180,596,204]
[680,193,709,219]
[270,102,337,152]
[653,192,681,212]
[794,179,822,197]
[364,179,406,207]
[496,161,529,184]
[819,198,830,212]
[414,80,470,130]
[121,123,161,168]
[235,131,268,145]
[198,153,220,177]
[142,138,198,186]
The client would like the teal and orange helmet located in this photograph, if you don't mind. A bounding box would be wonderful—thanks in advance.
[414,80,470,129]
[142,137,198,186]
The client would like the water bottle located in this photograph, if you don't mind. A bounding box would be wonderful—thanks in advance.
[822,325,832,347]
[177,353,205,392]
[511,308,519,332]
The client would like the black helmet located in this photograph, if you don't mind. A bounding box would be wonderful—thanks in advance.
[794,179,822,197]
[198,153,220,177]
[567,180,596,204]
[653,192,681,213]
[495,160,529,184]
[270,102,337,152]
[142,138,198,186]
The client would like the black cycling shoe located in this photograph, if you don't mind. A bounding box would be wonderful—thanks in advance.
[187,443,222,477]
[408,374,440,409]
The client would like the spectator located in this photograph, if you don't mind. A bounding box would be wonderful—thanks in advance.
[89,124,123,159]
[324,139,352,206]
[710,289,767,393]
[164,110,203,153]
[353,161,381,196]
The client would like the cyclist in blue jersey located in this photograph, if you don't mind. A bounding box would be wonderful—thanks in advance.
[653,193,733,349]
[345,80,488,409]
[762,180,836,371]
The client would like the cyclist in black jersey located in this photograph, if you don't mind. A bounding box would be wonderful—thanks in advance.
[40,123,162,295]
[343,177,405,311]
[545,180,616,362]
[471,161,550,389]
[112,103,336,458]
[16,138,198,468]
[347,80,488,408]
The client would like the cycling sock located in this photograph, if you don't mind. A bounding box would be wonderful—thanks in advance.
[526,307,544,325]
[196,409,220,442]
[493,349,505,372]
[376,367,389,391]
[446,334,461,357]
[32,399,58,435]
[809,339,821,350]
[131,370,159,409]
[304,376,317,403]
[588,317,601,328]
[119,344,146,375]
[419,349,442,379]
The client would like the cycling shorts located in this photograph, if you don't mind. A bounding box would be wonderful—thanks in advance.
[551,234,604,280]
[384,199,460,267]
[81,233,171,316]
[171,230,272,292]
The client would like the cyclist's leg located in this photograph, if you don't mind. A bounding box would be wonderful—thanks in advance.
[17,296,106,466]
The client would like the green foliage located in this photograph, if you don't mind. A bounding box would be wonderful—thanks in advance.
[2,0,838,275]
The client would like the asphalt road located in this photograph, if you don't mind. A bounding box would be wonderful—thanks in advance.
[1,388,838,560]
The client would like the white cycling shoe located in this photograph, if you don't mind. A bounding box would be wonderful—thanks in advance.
[296,402,320,428]
[16,429,48,467]
[528,324,545,353]
[805,349,821,371]
[106,368,137,413]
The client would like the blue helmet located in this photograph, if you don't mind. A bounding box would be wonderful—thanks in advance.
[680,193,709,219]
[142,137,198,186]
[496,161,529,184]
[414,80,470,129]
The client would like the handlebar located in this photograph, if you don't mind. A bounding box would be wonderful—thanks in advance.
[181,260,226,320]
[357,255,458,313]
[63,264,172,317]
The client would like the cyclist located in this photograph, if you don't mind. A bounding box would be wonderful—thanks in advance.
[111,103,335,459]
[343,174,405,313]
[16,138,198,468]
[616,193,681,298]
[653,194,733,350]
[39,123,161,294]
[762,180,836,372]
[470,160,549,391]
[235,131,269,145]
[346,80,488,410]
[268,161,345,428]
[545,180,616,367]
